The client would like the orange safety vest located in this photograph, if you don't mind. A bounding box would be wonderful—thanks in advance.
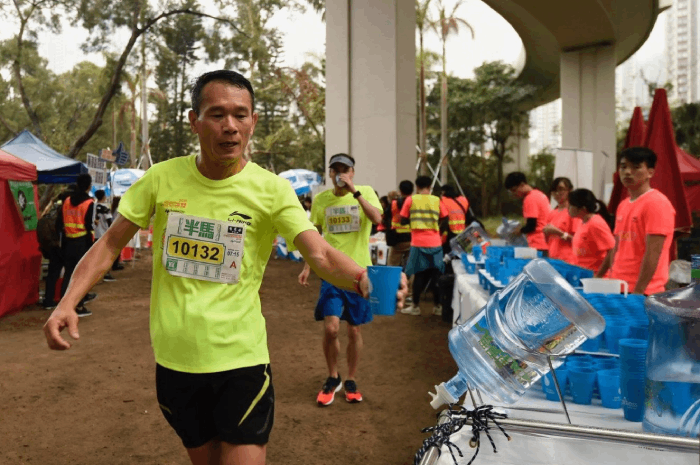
[441,196,468,233]
[390,199,411,234]
[62,197,93,239]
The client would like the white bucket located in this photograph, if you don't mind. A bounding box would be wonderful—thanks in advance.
[580,278,628,295]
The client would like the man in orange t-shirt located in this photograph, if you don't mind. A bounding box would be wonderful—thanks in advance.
[597,147,676,295]
[504,172,551,252]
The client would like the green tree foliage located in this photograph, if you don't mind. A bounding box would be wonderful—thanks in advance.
[672,103,700,157]
[528,149,555,195]
[425,62,537,216]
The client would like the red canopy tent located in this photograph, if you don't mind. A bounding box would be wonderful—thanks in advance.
[608,90,694,231]
[0,149,41,317]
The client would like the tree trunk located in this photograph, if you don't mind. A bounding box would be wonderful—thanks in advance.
[419,33,428,176]
[480,143,488,217]
[140,34,150,169]
[130,96,137,168]
[439,40,448,185]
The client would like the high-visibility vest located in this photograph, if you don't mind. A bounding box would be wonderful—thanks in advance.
[441,196,468,234]
[409,194,440,231]
[390,199,411,234]
[63,197,93,239]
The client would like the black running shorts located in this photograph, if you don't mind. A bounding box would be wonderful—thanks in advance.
[156,363,274,449]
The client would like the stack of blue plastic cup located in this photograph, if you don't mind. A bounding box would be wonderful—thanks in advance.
[569,367,597,405]
[542,367,569,401]
[619,338,648,421]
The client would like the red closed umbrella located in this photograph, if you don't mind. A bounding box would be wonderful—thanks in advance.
[608,106,646,216]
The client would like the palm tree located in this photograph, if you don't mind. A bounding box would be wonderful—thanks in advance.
[431,0,474,184]
[416,0,434,176]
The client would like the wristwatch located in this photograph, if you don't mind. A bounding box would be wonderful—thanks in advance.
[353,190,362,199]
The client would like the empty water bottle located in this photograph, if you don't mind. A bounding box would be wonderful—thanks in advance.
[643,255,700,437]
[429,259,605,408]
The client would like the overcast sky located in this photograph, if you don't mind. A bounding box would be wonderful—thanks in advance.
[4,0,668,98]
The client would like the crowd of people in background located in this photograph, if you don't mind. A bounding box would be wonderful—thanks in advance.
[36,173,127,316]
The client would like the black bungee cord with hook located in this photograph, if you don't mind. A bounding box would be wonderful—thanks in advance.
[414,404,511,465]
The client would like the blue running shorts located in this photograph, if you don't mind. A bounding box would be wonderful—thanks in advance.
[314,280,373,326]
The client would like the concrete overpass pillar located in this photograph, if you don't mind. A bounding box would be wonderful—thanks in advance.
[560,45,616,197]
[504,119,530,174]
[325,0,416,196]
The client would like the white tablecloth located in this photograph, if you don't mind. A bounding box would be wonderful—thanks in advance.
[451,259,489,327]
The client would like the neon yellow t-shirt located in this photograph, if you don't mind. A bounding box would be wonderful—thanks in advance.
[118,155,315,373]
[310,186,380,267]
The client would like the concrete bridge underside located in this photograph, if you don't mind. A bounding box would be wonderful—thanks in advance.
[325,0,665,197]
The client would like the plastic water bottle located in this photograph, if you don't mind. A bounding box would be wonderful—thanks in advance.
[643,255,700,437]
[445,221,491,262]
[429,259,605,408]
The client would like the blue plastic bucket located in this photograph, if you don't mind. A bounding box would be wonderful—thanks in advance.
[368,266,402,316]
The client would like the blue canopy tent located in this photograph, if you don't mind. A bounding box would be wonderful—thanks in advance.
[1,130,87,184]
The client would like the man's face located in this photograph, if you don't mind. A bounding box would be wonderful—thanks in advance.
[619,157,654,191]
[329,164,353,187]
[508,183,528,199]
[188,81,258,166]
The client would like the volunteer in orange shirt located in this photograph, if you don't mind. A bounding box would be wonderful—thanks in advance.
[504,172,551,254]
[439,184,468,254]
[568,188,615,275]
[597,147,676,295]
[543,177,580,262]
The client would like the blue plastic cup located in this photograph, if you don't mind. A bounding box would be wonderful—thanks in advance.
[619,339,648,373]
[594,358,620,370]
[605,322,631,354]
[657,382,693,415]
[367,266,402,316]
[569,367,597,405]
[597,369,622,409]
[543,368,569,401]
[621,374,646,421]
[628,324,649,341]
[579,335,601,352]
[472,246,482,260]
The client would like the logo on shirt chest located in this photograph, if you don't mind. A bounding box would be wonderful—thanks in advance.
[228,210,253,226]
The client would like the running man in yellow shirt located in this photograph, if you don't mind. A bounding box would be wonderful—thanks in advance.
[43,71,407,465]
[298,153,391,406]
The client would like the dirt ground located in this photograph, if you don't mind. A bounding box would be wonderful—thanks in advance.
[0,249,458,465]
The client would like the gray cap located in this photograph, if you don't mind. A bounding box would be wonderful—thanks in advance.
[329,154,355,168]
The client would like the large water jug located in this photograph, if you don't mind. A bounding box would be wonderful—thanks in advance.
[643,255,700,437]
[429,259,605,408]
[446,221,491,260]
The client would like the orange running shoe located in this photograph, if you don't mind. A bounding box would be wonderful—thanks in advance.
[317,375,342,406]
[344,380,363,403]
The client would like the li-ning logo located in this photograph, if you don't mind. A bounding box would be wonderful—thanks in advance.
[228,211,252,226]
[229,211,252,220]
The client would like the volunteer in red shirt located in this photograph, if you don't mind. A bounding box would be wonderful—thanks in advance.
[598,147,676,295]
[543,177,580,262]
[568,188,615,274]
[504,171,551,253]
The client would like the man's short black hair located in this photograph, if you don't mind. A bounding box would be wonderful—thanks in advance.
[95,189,106,201]
[415,175,432,190]
[619,146,657,169]
[76,173,92,192]
[441,184,458,198]
[398,180,414,196]
[504,171,527,190]
[191,70,255,115]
